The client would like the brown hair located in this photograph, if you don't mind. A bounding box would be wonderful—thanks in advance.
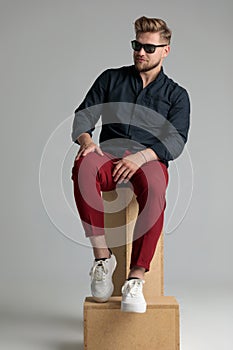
[134,16,172,44]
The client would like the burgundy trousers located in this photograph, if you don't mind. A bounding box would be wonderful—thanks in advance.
[71,151,169,272]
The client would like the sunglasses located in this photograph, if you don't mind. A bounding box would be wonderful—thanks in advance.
[131,40,167,54]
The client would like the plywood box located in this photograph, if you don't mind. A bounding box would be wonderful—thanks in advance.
[84,296,179,350]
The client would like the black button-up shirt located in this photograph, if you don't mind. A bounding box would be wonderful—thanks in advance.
[71,65,190,168]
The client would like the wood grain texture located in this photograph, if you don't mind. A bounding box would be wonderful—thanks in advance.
[84,296,179,350]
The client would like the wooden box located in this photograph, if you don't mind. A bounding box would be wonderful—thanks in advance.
[84,296,179,350]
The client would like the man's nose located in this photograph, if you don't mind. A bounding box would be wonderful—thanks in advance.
[138,47,146,55]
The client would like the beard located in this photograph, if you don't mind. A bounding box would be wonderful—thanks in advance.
[134,58,161,72]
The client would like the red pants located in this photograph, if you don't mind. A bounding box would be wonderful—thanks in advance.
[71,152,169,271]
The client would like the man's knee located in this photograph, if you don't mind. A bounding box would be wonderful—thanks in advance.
[72,152,110,184]
[148,179,167,198]
[133,169,167,198]
[72,153,99,176]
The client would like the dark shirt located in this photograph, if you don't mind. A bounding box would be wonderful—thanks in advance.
[71,65,190,168]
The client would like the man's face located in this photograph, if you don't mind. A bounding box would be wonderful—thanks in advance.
[133,32,170,73]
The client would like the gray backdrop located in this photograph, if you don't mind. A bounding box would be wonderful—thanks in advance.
[1,0,233,349]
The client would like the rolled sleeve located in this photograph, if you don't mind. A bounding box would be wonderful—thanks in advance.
[71,70,109,143]
[150,89,190,162]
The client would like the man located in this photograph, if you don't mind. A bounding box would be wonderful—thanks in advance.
[71,16,190,313]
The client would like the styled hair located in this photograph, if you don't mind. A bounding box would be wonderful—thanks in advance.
[134,16,172,44]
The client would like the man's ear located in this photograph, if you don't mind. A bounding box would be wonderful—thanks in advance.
[163,45,170,58]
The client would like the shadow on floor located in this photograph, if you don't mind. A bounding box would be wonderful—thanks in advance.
[0,307,84,350]
[57,342,83,350]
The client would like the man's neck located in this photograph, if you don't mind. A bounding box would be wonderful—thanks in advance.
[140,66,162,88]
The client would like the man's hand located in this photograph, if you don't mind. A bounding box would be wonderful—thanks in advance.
[75,133,104,160]
[112,149,160,184]
[112,152,145,184]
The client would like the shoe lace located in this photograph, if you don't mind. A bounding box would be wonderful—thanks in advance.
[124,280,143,297]
[90,261,108,281]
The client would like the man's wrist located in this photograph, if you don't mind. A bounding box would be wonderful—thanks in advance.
[139,149,159,162]
[139,151,148,163]
[77,132,92,146]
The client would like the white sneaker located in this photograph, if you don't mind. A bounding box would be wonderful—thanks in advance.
[89,254,117,302]
[121,279,147,313]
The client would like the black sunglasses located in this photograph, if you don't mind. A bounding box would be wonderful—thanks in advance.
[131,40,167,54]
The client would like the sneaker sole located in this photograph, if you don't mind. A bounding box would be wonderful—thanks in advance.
[121,301,147,313]
[92,283,114,303]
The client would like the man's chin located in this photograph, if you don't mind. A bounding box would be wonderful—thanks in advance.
[134,62,148,72]
[134,62,160,73]
[135,64,151,73]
